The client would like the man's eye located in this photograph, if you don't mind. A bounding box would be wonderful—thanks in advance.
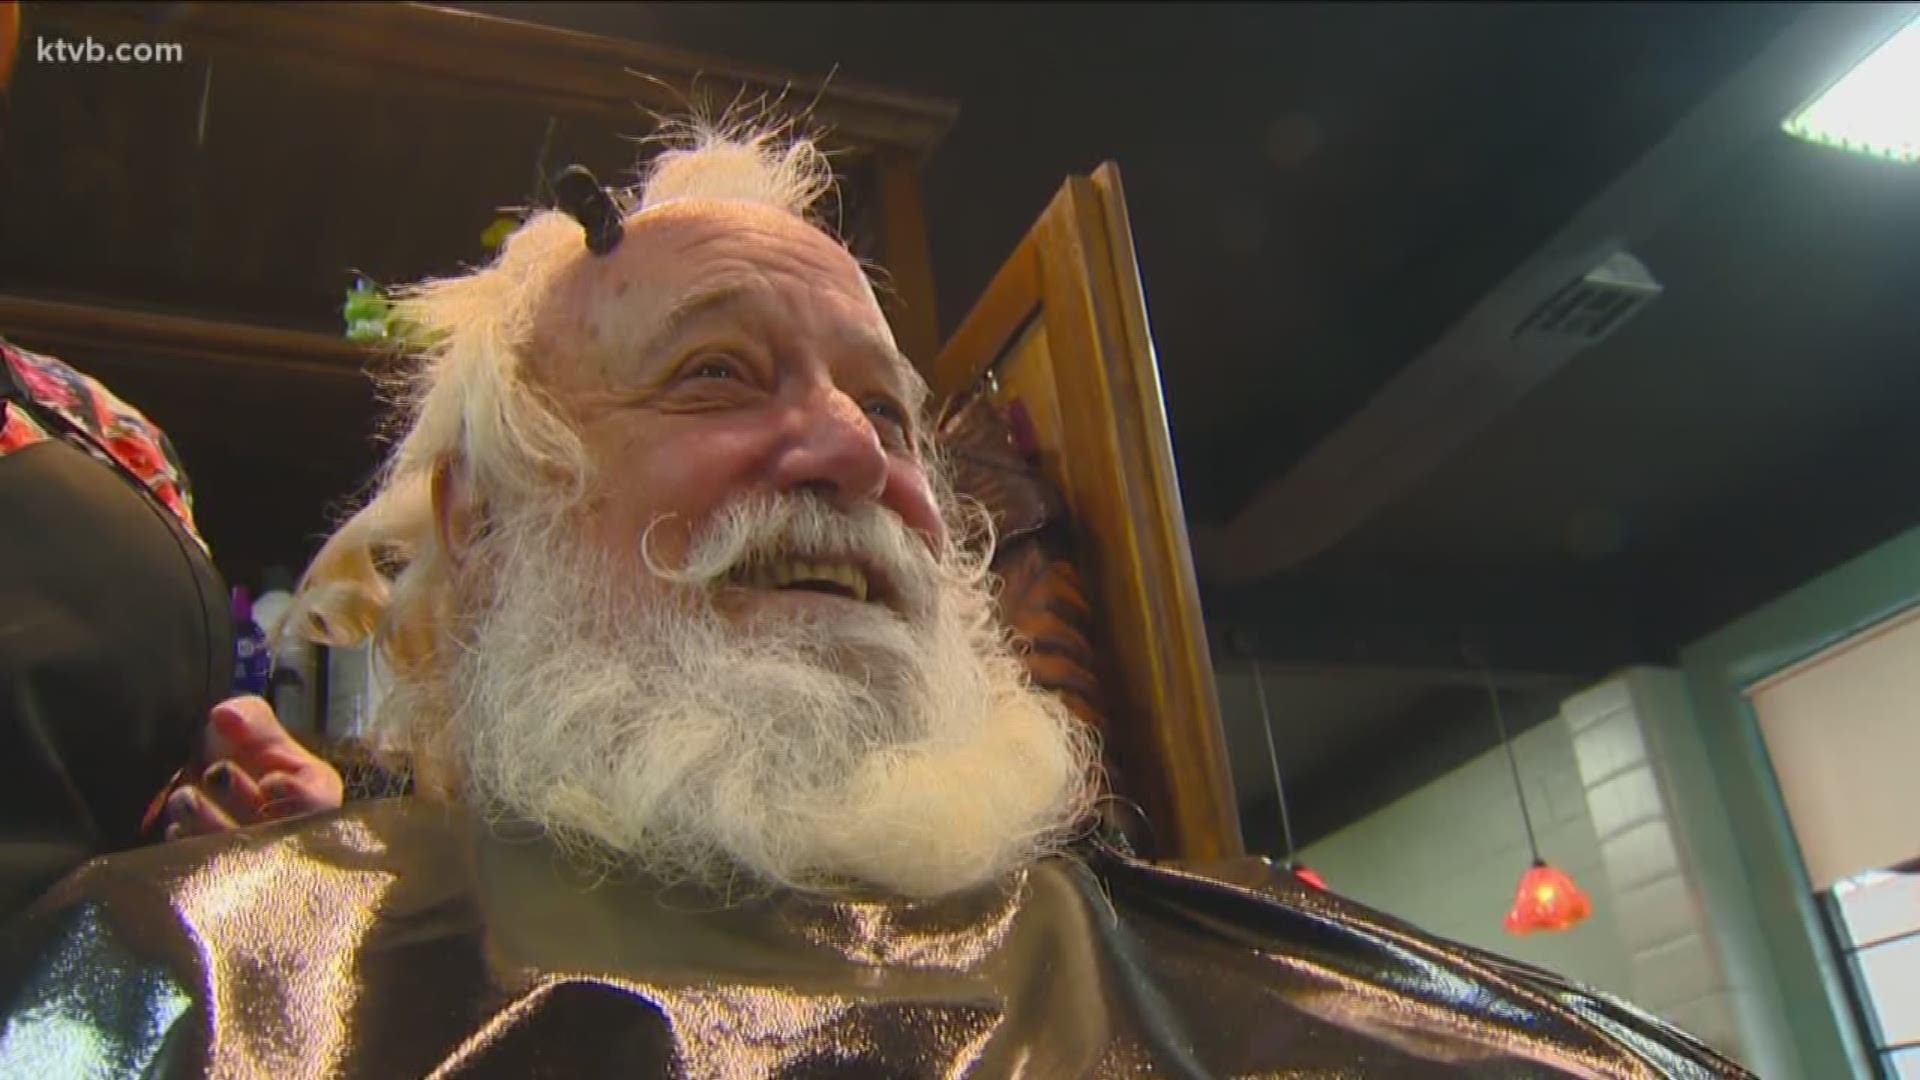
[864,398,911,448]
[683,355,744,382]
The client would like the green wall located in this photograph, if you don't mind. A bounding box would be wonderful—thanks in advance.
[1297,718,1636,999]
[1676,524,1920,1080]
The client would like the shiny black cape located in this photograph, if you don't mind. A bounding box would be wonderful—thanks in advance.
[0,799,1751,1078]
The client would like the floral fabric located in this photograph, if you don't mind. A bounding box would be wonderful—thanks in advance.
[1,337,204,549]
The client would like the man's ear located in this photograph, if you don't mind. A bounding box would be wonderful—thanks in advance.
[431,457,482,567]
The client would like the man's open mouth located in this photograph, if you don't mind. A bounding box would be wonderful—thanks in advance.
[730,556,878,604]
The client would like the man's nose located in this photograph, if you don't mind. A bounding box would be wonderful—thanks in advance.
[767,386,889,509]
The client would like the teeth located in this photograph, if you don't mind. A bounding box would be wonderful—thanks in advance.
[739,557,869,602]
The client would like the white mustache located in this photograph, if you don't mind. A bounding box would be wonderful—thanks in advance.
[642,493,942,620]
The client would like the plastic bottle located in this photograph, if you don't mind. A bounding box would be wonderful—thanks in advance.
[253,567,318,733]
[231,586,272,698]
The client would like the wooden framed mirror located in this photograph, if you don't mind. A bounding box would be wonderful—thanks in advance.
[931,165,1243,863]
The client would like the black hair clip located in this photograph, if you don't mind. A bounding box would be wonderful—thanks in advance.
[551,165,623,256]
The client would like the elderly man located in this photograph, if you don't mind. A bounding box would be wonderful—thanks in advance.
[0,125,1750,1078]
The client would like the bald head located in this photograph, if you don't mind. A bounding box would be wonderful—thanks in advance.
[530,200,922,422]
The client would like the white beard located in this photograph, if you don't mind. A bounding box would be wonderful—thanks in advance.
[432,493,1098,900]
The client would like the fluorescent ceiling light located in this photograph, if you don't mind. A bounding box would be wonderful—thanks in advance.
[1781,14,1920,164]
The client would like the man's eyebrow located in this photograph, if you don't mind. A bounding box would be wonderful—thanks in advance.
[870,337,928,415]
[639,282,762,361]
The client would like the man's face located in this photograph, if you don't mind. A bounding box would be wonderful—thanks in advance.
[527,201,945,617]
[424,195,1092,899]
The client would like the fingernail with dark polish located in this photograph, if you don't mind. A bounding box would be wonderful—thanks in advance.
[202,763,232,792]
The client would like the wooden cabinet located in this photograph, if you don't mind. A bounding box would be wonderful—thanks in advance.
[3,1,952,574]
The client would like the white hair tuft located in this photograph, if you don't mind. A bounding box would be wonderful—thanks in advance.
[286,115,846,706]
[636,117,835,218]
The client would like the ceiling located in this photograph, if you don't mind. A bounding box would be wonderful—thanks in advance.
[9,2,1918,852]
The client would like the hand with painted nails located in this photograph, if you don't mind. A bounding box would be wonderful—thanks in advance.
[163,696,346,839]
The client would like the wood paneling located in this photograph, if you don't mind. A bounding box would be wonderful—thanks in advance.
[39,2,957,157]
[11,2,949,366]
[5,4,958,586]
[871,150,942,372]
[0,295,373,379]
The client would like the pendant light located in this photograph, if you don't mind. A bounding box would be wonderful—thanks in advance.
[1251,659,1326,890]
[1475,654,1592,935]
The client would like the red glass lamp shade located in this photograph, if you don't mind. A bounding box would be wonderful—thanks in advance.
[1504,860,1592,935]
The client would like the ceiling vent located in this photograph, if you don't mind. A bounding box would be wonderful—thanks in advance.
[1513,250,1663,346]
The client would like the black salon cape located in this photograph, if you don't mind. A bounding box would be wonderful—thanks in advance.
[0,798,1752,1078]
[0,437,231,920]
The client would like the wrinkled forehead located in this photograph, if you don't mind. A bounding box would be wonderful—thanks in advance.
[530,201,925,408]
